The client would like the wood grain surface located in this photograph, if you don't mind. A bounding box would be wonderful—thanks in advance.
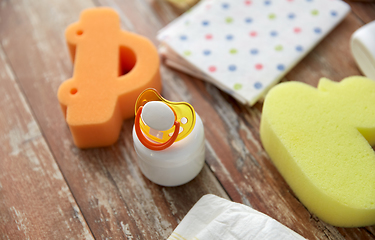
[0,0,374,239]
[0,45,93,239]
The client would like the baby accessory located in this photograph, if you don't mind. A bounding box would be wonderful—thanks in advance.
[168,194,306,240]
[158,0,350,105]
[260,76,375,227]
[58,8,161,148]
[351,20,375,80]
[133,89,205,186]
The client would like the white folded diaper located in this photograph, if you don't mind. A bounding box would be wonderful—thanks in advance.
[168,194,305,240]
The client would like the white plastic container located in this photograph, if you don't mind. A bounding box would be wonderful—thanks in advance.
[132,113,205,186]
[351,20,375,80]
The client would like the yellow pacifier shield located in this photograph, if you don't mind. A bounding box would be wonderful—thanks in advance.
[135,89,196,143]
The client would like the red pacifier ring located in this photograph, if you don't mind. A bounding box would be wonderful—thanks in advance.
[135,106,180,151]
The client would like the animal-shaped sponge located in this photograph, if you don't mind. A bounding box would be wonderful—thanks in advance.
[260,76,375,227]
[58,8,161,148]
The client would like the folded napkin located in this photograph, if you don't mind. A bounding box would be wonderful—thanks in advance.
[168,194,306,240]
[158,0,350,105]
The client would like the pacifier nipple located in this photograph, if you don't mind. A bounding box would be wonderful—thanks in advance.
[141,101,175,131]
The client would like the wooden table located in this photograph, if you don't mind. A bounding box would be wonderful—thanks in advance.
[0,0,374,239]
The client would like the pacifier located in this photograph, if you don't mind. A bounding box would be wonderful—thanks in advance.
[134,88,196,151]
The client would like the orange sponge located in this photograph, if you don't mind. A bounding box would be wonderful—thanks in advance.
[58,8,161,148]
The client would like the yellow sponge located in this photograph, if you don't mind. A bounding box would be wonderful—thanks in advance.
[260,76,375,227]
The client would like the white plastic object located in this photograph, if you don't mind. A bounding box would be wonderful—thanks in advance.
[133,113,205,187]
[351,20,375,80]
[141,101,175,131]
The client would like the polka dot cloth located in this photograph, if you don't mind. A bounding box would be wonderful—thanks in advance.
[158,0,350,105]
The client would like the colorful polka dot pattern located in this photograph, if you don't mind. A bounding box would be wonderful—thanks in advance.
[158,0,350,105]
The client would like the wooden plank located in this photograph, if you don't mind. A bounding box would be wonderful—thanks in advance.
[345,0,375,24]
[0,0,229,239]
[111,1,375,239]
[0,46,93,239]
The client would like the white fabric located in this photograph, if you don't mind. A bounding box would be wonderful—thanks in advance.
[168,194,306,240]
[158,0,350,105]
